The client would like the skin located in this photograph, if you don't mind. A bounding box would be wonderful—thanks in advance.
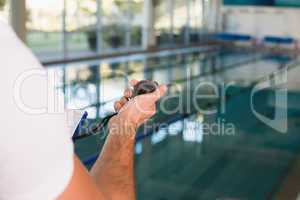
[57,80,167,200]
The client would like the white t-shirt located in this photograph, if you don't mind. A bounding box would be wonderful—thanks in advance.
[0,19,79,200]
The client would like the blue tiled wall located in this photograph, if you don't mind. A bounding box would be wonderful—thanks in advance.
[223,0,274,6]
[224,0,300,7]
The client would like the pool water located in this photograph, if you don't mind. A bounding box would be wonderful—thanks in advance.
[51,47,300,200]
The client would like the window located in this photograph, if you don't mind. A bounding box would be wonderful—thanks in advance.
[173,0,188,45]
[23,0,206,62]
[154,0,172,46]
[189,0,203,43]
[26,0,64,60]
[65,0,98,57]
[128,0,143,47]
[0,0,9,23]
[100,0,129,50]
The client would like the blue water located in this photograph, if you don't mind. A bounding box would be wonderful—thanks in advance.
[51,47,300,200]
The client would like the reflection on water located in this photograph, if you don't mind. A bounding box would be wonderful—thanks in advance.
[168,120,184,136]
[183,119,204,143]
[151,129,169,145]
[135,142,143,155]
[51,47,300,200]
[52,48,285,119]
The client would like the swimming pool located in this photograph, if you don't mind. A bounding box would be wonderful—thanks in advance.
[51,47,300,200]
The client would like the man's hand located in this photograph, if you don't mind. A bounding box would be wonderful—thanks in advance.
[111,80,167,129]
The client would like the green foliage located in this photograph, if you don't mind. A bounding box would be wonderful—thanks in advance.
[131,26,142,45]
[0,0,6,10]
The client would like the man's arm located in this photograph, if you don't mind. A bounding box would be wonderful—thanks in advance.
[57,156,106,200]
[57,81,167,200]
[90,118,137,199]
[90,81,167,199]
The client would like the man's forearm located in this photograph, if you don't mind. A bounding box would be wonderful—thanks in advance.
[90,117,137,200]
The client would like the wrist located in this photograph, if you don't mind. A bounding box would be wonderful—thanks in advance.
[108,115,138,133]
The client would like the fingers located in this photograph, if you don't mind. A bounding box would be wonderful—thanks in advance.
[130,79,139,87]
[114,97,129,112]
[114,101,122,112]
[124,79,139,98]
[114,80,139,112]
[116,81,167,113]
[124,88,133,99]
[120,97,128,105]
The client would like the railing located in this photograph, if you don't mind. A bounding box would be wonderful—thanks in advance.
[27,27,214,64]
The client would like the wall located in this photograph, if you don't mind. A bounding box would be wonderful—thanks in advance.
[223,0,300,7]
[224,0,273,6]
[206,0,222,32]
[221,6,300,40]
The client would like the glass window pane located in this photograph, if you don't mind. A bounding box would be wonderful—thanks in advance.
[26,0,64,61]
[100,0,129,50]
[190,0,203,29]
[0,0,9,22]
[129,0,143,47]
[203,0,212,31]
[154,0,172,46]
[173,0,188,45]
[153,68,170,85]
[65,0,98,57]
[190,0,203,43]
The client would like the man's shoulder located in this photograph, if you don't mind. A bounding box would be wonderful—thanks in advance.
[0,17,42,71]
[0,17,13,34]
